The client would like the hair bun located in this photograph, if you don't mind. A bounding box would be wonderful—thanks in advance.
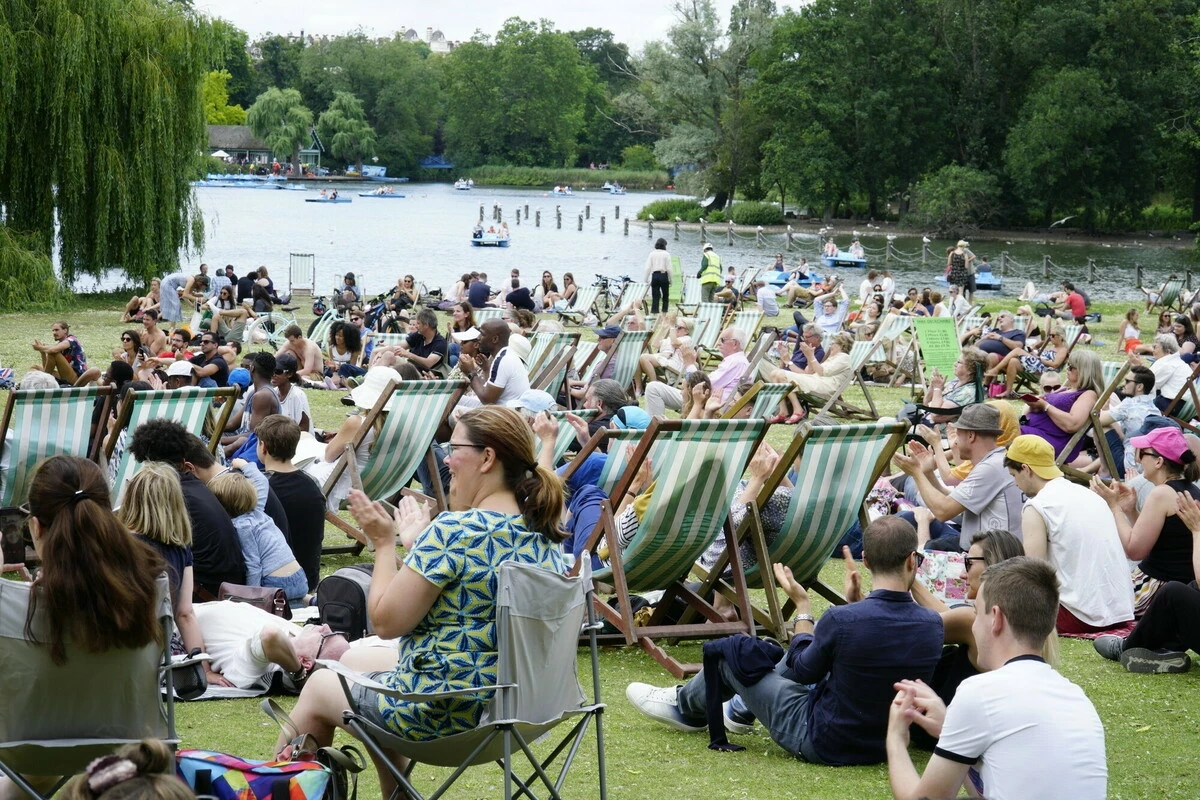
[1181,449,1197,465]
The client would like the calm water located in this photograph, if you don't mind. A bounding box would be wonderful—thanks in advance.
[76,183,1194,302]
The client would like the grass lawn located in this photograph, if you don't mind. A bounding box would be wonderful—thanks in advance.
[2,293,1197,799]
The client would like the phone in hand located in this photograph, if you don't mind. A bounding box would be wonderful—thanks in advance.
[1020,393,1040,404]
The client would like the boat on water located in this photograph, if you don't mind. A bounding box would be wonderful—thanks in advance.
[820,254,868,270]
[471,233,510,247]
[453,178,474,190]
[937,270,1004,291]
[305,195,352,204]
[193,179,283,190]
[358,191,405,198]
[601,181,626,195]
[551,186,574,197]
[360,165,409,183]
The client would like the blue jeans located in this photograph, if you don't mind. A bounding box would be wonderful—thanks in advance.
[197,377,217,389]
[338,363,366,379]
[839,510,962,557]
[448,342,460,367]
[262,568,309,600]
[676,655,827,762]
[415,443,451,499]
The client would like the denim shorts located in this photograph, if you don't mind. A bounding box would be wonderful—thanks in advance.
[262,569,309,600]
[346,670,394,729]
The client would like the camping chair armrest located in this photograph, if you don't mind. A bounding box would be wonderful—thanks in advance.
[169,651,213,670]
[320,659,512,703]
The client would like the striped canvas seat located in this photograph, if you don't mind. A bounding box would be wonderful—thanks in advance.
[558,285,601,325]
[692,303,727,351]
[107,388,236,507]
[1155,276,1185,313]
[548,409,599,466]
[1101,361,1128,388]
[366,332,408,357]
[0,387,112,507]
[595,330,652,393]
[527,331,581,375]
[618,281,649,311]
[723,382,793,421]
[677,274,701,314]
[471,307,508,324]
[728,309,763,344]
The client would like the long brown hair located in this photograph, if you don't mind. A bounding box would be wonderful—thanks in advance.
[26,456,165,665]
[457,406,565,541]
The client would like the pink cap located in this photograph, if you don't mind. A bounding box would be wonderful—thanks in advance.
[1129,426,1190,464]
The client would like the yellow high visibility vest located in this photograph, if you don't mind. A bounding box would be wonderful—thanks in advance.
[699,252,722,285]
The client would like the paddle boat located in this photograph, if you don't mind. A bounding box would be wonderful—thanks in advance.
[358,189,405,198]
[552,186,574,197]
[471,233,510,247]
[305,191,352,204]
[601,181,627,195]
[820,254,868,270]
[454,178,474,190]
[936,269,1004,292]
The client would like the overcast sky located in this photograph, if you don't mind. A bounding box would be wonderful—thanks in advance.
[192,0,798,51]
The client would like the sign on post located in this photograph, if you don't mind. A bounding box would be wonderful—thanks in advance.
[911,317,961,381]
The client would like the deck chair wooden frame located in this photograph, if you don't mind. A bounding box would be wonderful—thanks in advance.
[1149,275,1186,315]
[617,280,649,313]
[696,420,908,639]
[564,418,768,677]
[590,330,651,396]
[1012,321,1083,393]
[786,337,886,423]
[733,267,762,308]
[526,331,581,376]
[530,346,577,399]
[700,309,763,367]
[742,330,779,380]
[321,379,465,554]
[105,387,237,508]
[0,387,114,508]
[1161,359,1200,434]
[677,275,701,316]
[557,285,601,325]
[722,381,794,421]
[1057,361,1131,480]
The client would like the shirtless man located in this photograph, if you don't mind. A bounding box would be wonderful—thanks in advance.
[275,324,323,379]
[140,309,169,354]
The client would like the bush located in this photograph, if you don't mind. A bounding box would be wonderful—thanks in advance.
[468,165,669,190]
[637,198,706,222]
[620,144,661,172]
[1139,204,1190,231]
[728,201,784,226]
[906,164,1000,235]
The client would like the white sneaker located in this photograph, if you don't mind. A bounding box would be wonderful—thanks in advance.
[625,682,705,733]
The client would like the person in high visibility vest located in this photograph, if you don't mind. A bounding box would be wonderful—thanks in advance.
[698,243,722,303]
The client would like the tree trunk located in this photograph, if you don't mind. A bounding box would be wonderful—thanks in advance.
[355,157,364,174]
[291,146,301,177]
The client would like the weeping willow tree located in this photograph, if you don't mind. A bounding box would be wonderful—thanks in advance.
[0,0,208,301]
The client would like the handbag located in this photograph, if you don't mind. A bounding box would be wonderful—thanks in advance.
[218,582,292,620]
[177,750,333,800]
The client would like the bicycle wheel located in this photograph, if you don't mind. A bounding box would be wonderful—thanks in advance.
[244,312,293,349]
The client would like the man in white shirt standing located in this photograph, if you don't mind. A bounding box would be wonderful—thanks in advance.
[1004,435,1135,634]
[886,557,1107,800]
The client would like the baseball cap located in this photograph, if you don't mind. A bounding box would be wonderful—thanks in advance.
[275,353,299,373]
[953,403,1003,434]
[506,390,556,414]
[166,361,193,378]
[593,325,621,340]
[452,326,481,342]
[611,406,651,430]
[1005,435,1063,480]
[227,367,251,388]
[1129,426,1191,464]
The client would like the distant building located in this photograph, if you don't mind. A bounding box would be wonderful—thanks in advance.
[207,125,272,163]
[401,26,460,53]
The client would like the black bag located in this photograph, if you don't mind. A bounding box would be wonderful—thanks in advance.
[316,564,374,641]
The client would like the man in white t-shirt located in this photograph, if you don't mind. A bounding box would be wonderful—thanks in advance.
[452,318,529,421]
[886,557,1107,800]
[193,601,350,691]
[1004,435,1135,633]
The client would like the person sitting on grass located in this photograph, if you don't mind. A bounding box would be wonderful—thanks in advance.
[31,320,88,385]
[625,516,943,766]
[886,557,1107,800]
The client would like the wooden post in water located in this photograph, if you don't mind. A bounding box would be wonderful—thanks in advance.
[556,206,562,229]
[1000,251,1008,274]
[515,209,520,226]
[577,213,583,231]
[1136,263,1143,288]
[727,220,734,245]
[922,243,929,265]
[585,204,591,220]
[615,206,620,219]
[674,218,680,241]
[786,225,794,251]
[885,241,893,262]
[624,218,629,235]
[600,215,606,233]
[524,203,529,219]
[1188,270,1194,292]
[756,226,765,247]
[648,219,654,238]
[1087,258,1095,282]
[479,204,484,222]
[1042,255,1050,279]
[700,218,707,244]
[536,210,541,227]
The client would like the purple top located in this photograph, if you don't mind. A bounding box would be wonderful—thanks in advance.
[1020,389,1087,462]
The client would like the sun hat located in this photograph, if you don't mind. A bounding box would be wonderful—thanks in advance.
[953,403,1003,434]
[506,390,556,414]
[956,239,969,247]
[1005,435,1063,480]
[348,366,403,411]
[507,334,532,363]
[166,360,193,377]
[1129,426,1190,464]
[452,326,481,342]
[611,406,651,430]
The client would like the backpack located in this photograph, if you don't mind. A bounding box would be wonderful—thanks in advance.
[316,564,374,641]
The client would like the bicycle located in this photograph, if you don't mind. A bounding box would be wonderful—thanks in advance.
[592,273,633,319]
[243,297,344,349]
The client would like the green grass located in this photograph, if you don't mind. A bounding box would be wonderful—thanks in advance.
[2,296,1198,799]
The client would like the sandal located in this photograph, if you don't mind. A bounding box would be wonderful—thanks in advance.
[784,412,806,424]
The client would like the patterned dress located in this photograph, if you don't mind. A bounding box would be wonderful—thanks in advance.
[374,509,565,741]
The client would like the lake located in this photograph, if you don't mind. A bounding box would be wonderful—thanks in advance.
[78,183,1195,303]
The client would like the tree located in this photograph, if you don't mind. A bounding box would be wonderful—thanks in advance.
[206,19,255,108]
[569,28,650,165]
[317,92,377,173]
[246,88,313,175]
[253,34,304,92]
[0,0,207,290]
[907,164,1001,236]
[203,70,247,125]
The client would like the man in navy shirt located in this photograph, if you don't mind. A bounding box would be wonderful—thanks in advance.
[974,310,1026,368]
[626,516,943,765]
[467,275,494,309]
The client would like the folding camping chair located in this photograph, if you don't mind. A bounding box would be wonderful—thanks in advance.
[0,387,113,508]
[0,575,180,800]
[563,418,767,676]
[320,379,465,553]
[696,420,908,638]
[321,557,607,800]
[106,387,237,508]
[557,285,601,326]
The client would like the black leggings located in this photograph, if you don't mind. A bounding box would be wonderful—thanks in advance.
[1125,581,1200,653]
[650,272,670,314]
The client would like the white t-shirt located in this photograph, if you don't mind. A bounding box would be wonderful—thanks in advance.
[275,386,311,432]
[1025,478,1135,626]
[194,601,299,689]
[756,285,780,317]
[487,346,530,405]
[1150,353,1192,399]
[948,447,1025,549]
[935,658,1107,800]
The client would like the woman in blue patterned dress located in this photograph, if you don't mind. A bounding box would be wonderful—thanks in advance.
[277,406,566,792]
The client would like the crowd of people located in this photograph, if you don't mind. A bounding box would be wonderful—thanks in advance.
[2,242,1198,800]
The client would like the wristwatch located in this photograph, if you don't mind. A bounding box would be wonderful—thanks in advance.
[791,613,815,628]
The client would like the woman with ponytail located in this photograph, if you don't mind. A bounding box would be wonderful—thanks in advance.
[62,739,193,800]
[18,455,165,666]
[277,406,565,790]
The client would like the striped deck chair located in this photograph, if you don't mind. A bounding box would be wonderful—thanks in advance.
[722,381,793,421]
[957,314,986,339]
[364,331,407,362]
[1058,361,1131,482]
[0,387,114,508]
[701,309,763,369]
[527,331,581,375]
[321,379,466,553]
[547,409,599,466]
[691,303,726,352]
[1101,360,1128,389]
[471,307,508,324]
[677,275,701,316]
[697,420,908,638]
[106,387,238,508]
[558,285,601,325]
[1150,275,1185,315]
[530,344,576,398]
[743,330,779,379]
[733,268,761,307]
[1162,360,1200,435]
[1014,322,1084,392]
[592,330,651,395]
[618,281,649,312]
[566,418,768,676]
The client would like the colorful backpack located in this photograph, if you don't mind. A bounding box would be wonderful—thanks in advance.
[176,750,332,800]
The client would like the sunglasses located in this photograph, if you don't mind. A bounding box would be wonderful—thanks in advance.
[1042,384,1061,391]
[274,368,293,375]
[121,337,132,342]
[315,630,341,660]
[911,550,926,568]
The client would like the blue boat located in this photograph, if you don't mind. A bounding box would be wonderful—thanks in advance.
[820,254,868,270]
[471,233,511,247]
[762,270,819,287]
[936,269,1004,291]
[552,188,575,197]
[305,196,352,204]
[358,192,405,198]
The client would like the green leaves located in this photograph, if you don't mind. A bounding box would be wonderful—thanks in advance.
[317,92,377,172]
[246,87,313,170]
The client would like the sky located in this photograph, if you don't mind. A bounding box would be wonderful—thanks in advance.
[191,0,797,51]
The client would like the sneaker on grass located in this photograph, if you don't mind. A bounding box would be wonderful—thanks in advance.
[625,683,704,733]
[1093,634,1125,662]
[1119,648,1192,674]
[723,699,755,735]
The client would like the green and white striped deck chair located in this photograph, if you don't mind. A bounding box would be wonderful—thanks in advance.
[322,379,466,552]
[1013,314,1031,337]
[1059,361,1132,482]
[958,314,986,338]
[1151,275,1186,314]
[547,409,599,466]
[107,387,237,508]
[722,382,793,422]
[733,268,761,307]
[0,387,113,508]
[700,420,908,638]
[530,344,576,398]
[743,330,779,380]
[1101,360,1128,389]
[527,331,581,375]
[729,309,764,344]
[677,275,701,316]
[692,303,726,351]
[618,281,649,312]
[471,307,508,324]
[568,418,768,676]
[558,285,601,325]
[366,331,407,361]
[592,329,651,394]
[1014,322,1085,393]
